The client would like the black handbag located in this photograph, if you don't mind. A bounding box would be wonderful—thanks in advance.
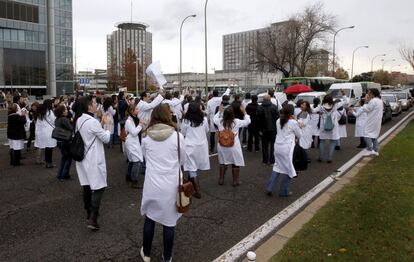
[52,127,72,142]
[293,144,308,171]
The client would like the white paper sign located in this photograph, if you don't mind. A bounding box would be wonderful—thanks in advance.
[146,61,167,89]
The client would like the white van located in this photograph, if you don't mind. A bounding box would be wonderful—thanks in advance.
[359,82,381,94]
[327,83,363,107]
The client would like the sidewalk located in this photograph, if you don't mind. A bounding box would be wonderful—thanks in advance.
[248,116,413,261]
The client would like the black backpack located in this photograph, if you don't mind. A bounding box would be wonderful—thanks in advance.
[69,119,96,162]
[293,144,308,171]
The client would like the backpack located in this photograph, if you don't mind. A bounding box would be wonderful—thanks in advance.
[69,119,96,161]
[324,113,335,131]
[218,128,235,147]
[338,111,347,125]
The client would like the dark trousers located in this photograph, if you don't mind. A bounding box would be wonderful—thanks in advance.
[241,127,248,143]
[82,186,105,217]
[247,125,260,151]
[261,131,276,164]
[210,132,216,152]
[45,147,53,164]
[10,149,21,166]
[143,216,175,261]
[57,143,72,179]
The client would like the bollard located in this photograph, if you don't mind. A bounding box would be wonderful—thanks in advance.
[246,251,256,261]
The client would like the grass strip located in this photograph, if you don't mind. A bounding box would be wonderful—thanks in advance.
[271,121,414,261]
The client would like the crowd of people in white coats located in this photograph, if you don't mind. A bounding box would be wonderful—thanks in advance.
[6,87,383,262]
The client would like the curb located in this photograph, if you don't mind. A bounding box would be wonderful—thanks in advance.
[214,111,414,262]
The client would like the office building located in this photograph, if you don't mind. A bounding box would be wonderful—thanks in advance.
[106,22,152,90]
[0,0,73,96]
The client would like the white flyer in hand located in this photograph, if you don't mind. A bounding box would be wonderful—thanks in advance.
[146,61,167,89]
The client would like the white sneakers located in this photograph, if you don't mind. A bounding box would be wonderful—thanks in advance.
[362,149,379,157]
[140,247,151,262]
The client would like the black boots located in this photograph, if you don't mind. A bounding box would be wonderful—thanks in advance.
[10,149,21,166]
[357,137,366,148]
[87,211,100,231]
[218,165,227,185]
[189,177,201,199]
[232,167,241,187]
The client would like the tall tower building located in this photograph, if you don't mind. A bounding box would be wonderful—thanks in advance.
[106,22,152,88]
[0,0,73,96]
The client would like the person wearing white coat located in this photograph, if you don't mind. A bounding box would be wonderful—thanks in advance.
[206,88,231,152]
[75,96,111,231]
[140,104,185,262]
[312,95,343,163]
[181,102,210,198]
[310,97,322,148]
[124,103,145,188]
[355,89,383,156]
[297,101,312,163]
[266,104,304,197]
[35,99,57,168]
[137,90,164,129]
[102,97,116,148]
[351,99,368,148]
[335,106,348,150]
[214,104,251,186]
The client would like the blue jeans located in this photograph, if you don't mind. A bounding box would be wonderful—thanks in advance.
[57,143,72,179]
[266,171,291,196]
[319,139,338,161]
[189,171,197,178]
[143,216,175,261]
[364,137,379,152]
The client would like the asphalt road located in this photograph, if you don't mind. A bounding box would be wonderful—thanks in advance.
[0,109,411,262]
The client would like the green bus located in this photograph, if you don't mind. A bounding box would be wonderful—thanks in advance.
[280,77,347,92]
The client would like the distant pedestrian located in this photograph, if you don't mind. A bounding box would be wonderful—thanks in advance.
[7,104,27,166]
[54,105,73,181]
[257,95,279,165]
[351,98,367,148]
[102,97,116,148]
[140,104,185,262]
[310,97,321,148]
[245,94,260,152]
[35,99,57,168]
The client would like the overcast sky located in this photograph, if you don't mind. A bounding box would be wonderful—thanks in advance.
[73,0,414,76]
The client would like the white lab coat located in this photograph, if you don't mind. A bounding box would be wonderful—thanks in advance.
[102,106,116,134]
[309,111,320,136]
[124,116,143,162]
[137,94,164,128]
[181,118,210,172]
[207,88,231,132]
[273,119,303,178]
[313,105,341,140]
[337,108,347,138]
[297,113,313,149]
[34,110,57,149]
[213,113,251,166]
[75,113,111,190]
[141,130,185,227]
[352,107,367,138]
[361,97,383,138]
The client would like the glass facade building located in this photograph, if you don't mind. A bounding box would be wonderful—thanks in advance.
[0,0,73,96]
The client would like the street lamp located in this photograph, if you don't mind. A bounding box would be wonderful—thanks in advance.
[179,14,196,92]
[332,25,355,75]
[381,59,396,70]
[135,59,139,97]
[351,45,369,79]
[370,54,386,72]
[204,0,209,97]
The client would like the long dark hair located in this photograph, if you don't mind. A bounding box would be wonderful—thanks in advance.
[313,97,321,108]
[38,99,53,120]
[280,104,294,129]
[184,102,204,127]
[222,106,235,129]
[103,96,113,111]
[146,104,177,131]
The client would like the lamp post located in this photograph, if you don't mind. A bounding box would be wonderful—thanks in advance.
[351,45,369,79]
[179,14,196,92]
[332,25,355,75]
[370,54,386,72]
[135,59,139,97]
[204,0,209,97]
[381,59,396,71]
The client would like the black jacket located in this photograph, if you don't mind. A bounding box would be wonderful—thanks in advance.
[245,102,259,126]
[7,113,26,140]
[55,116,73,132]
[257,101,279,132]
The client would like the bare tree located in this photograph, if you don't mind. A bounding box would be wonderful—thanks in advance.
[399,45,414,71]
[252,2,335,77]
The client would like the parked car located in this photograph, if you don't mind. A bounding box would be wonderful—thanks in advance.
[293,91,326,105]
[381,93,402,115]
[385,91,411,110]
